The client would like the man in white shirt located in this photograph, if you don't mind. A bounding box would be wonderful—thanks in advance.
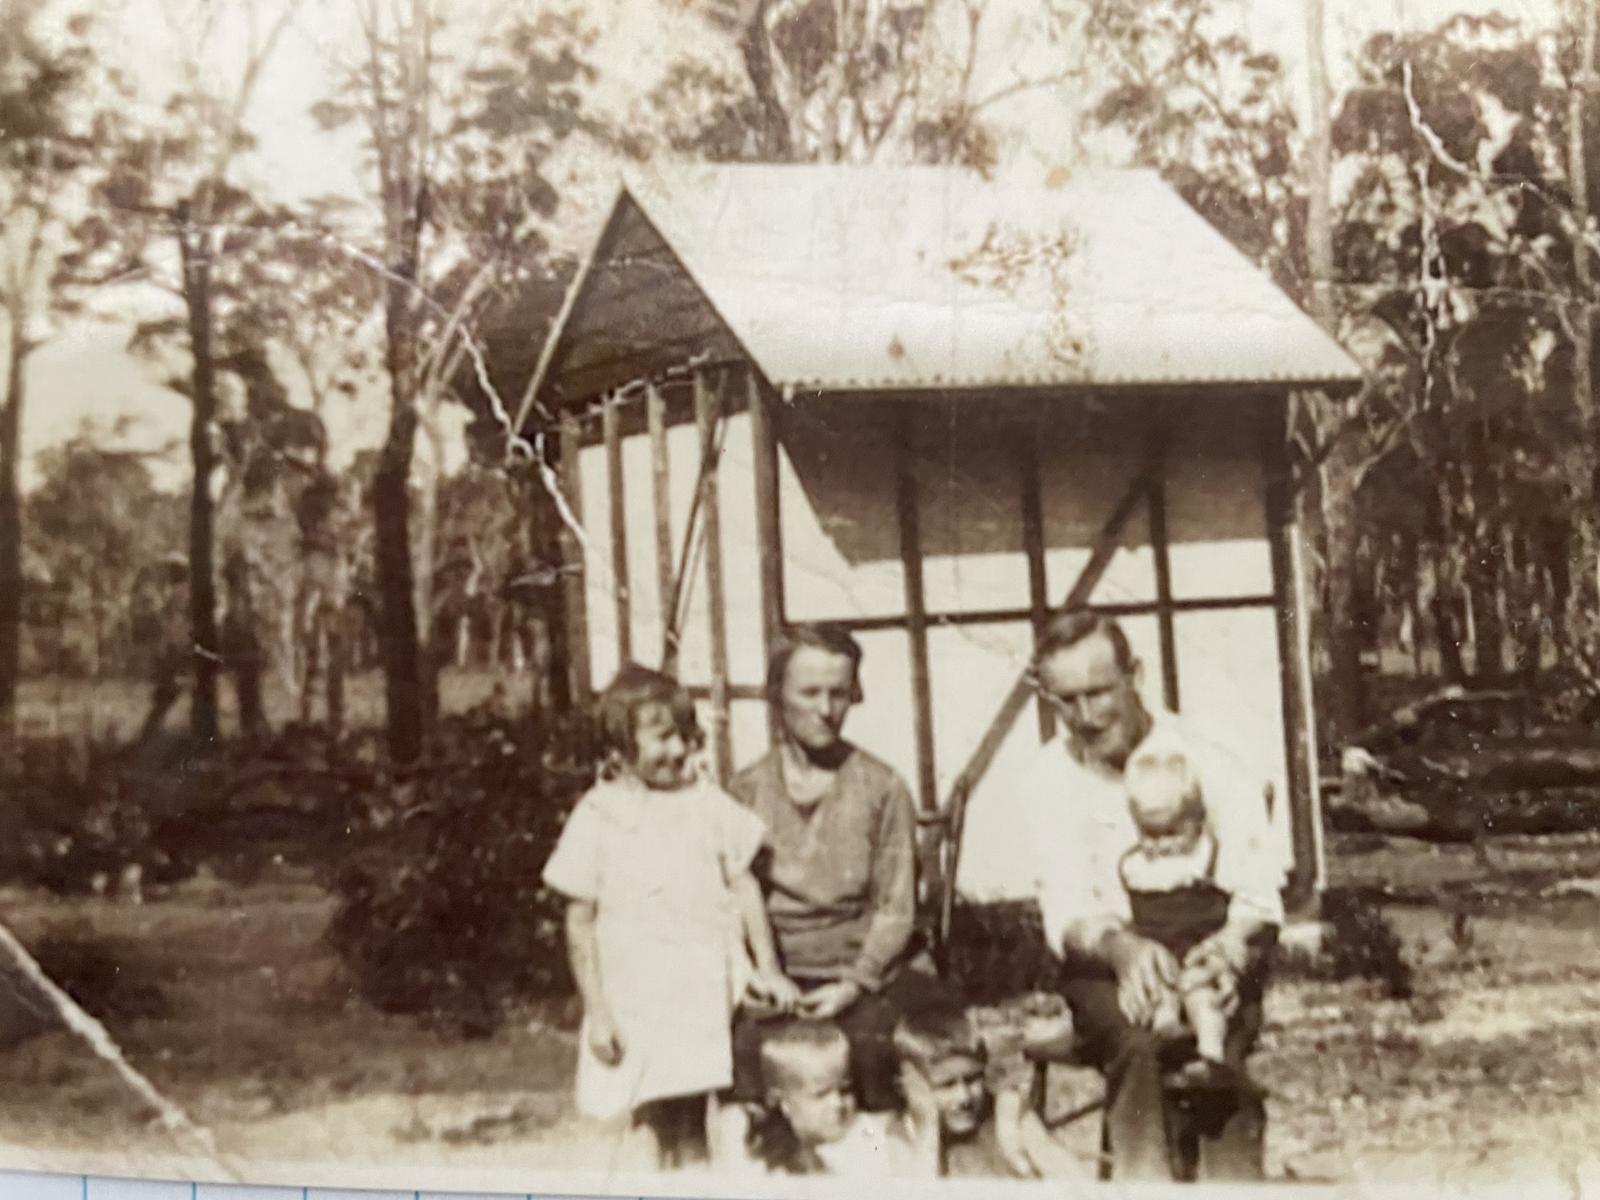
[1017,611,1283,1181]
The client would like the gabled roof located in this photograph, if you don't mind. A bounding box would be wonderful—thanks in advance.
[522,163,1362,417]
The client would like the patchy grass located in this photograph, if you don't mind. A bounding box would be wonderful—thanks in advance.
[3,835,1600,1185]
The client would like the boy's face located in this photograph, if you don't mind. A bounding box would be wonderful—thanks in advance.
[1132,807,1205,858]
[772,1044,856,1147]
[1127,757,1203,857]
[630,702,689,790]
[918,1054,988,1137]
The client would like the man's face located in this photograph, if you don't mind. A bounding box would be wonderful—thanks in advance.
[773,1045,856,1147]
[922,1054,988,1137]
[778,646,857,753]
[1036,634,1146,769]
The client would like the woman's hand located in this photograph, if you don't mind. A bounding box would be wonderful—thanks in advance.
[797,979,862,1020]
[587,1007,625,1066]
[748,967,803,1015]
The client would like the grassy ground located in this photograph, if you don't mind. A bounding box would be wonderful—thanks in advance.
[0,835,1599,1189]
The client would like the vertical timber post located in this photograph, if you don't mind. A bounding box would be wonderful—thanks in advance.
[695,369,735,785]
[1263,394,1323,912]
[1147,400,1181,712]
[896,404,943,931]
[896,409,939,810]
[647,382,675,669]
[1018,403,1054,740]
[557,411,591,706]
[602,390,631,663]
[747,367,786,744]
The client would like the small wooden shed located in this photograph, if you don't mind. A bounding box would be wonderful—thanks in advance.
[518,164,1362,912]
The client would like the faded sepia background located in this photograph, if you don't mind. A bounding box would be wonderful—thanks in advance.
[3,0,1600,1191]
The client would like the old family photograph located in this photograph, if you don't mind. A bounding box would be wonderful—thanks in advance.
[8,0,1600,1192]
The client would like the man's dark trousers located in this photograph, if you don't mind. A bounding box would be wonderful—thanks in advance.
[1060,963,1267,1182]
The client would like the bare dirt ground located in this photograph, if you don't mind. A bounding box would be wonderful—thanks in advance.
[1,832,1600,1191]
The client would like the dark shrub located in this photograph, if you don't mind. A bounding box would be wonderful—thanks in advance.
[1276,888,1414,999]
[322,708,595,1034]
[943,899,1065,1004]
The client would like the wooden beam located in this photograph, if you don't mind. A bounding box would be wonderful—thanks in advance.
[556,412,591,704]
[1146,407,1181,711]
[831,593,1277,634]
[747,368,786,743]
[1018,408,1053,741]
[602,391,631,662]
[939,461,1153,951]
[695,369,734,785]
[896,408,938,818]
[1263,397,1322,913]
[685,682,766,703]
[647,382,675,670]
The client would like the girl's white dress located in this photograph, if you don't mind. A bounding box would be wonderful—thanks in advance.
[543,775,766,1119]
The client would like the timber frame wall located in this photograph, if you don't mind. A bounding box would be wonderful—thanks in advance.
[552,363,1323,915]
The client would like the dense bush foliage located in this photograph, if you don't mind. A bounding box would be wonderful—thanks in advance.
[322,708,596,1034]
[0,726,368,894]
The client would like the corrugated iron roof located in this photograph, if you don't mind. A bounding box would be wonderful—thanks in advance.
[526,163,1362,414]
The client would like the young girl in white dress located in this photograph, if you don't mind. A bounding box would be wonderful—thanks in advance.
[543,664,798,1168]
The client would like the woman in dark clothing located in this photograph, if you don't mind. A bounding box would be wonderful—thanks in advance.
[728,623,942,1111]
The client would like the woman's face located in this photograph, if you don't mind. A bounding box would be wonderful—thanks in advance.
[778,646,857,753]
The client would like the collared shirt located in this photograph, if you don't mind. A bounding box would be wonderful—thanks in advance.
[729,745,917,991]
[1016,711,1285,956]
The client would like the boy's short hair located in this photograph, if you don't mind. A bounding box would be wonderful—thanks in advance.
[594,663,701,764]
[892,1002,987,1076]
[1125,729,1205,833]
[759,1019,851,1092]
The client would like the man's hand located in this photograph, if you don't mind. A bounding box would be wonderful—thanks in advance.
[1103,930,1180,1027]
[586,1007,625,1066]
[797,979,862,1020]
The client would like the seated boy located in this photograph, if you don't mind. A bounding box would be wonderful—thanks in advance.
[892,1003,1092,1179]
[743,1019,900,1176]
[1118,730,1272,1090]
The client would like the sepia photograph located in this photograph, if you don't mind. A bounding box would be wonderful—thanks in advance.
[0,0,1596,1193]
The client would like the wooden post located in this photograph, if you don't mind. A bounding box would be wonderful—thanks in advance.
[695,370,734,785]
[1018,406,1053,740]
[747,368,786,743]
[939,463,1153,952]
[896,407,938,818]
[557,411,591,705]
[647,382,675,669]
[1263,396,1322,913]
[602,390,631,662]
[1146,405,1181,711]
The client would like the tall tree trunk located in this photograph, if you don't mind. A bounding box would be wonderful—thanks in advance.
[1304,0,1335,329]
[1319,470,1367,737]
[374,264,426,765]
[178,214,222,744]
[0,314,25,735]
[1568,0,1600,643]
[1466,434,1506,677]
